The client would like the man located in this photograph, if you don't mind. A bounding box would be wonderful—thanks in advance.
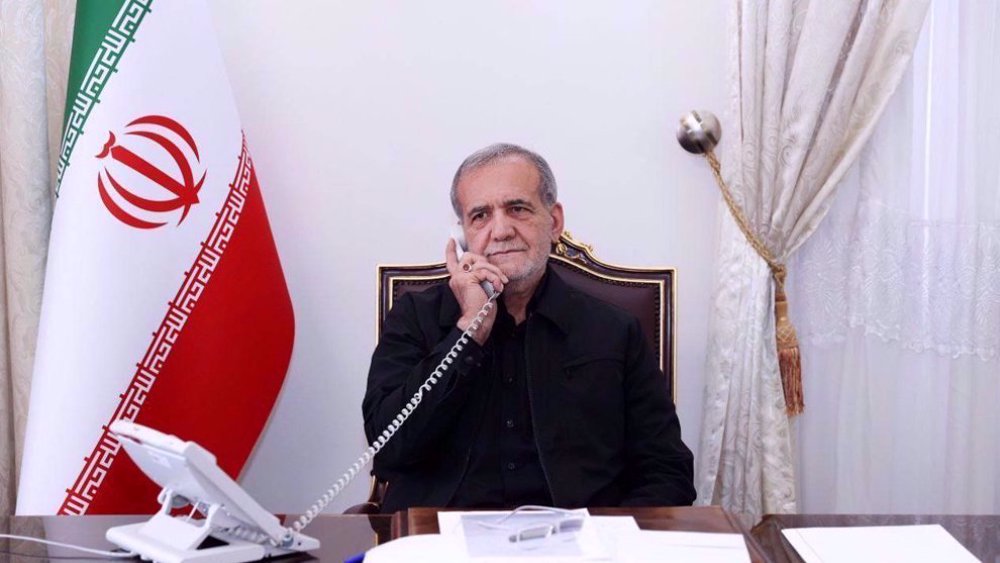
[362,143,695,512]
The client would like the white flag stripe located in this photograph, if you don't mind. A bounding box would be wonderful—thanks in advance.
[19,0,247,513]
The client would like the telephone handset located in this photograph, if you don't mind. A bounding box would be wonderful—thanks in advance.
[450,225,498,298]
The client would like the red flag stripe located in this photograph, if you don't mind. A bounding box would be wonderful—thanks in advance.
[59,135,294,514]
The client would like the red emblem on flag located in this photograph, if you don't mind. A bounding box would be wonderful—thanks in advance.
[96,115,205,229]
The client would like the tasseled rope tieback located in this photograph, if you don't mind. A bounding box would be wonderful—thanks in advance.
[704,150,804,416]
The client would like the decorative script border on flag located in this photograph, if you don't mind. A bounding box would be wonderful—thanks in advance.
[59,137,255,515]
[56,0,153,195]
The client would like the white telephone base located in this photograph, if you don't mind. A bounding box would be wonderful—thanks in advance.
[108,514,263,563]
[104,421,319,563]
[107,493,320,563]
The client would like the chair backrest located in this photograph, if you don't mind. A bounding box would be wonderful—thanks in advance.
[376,231,676,399]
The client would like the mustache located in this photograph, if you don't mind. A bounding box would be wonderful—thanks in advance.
[485,244,527,256]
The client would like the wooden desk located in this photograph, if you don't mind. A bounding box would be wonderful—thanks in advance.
[751,514,1000,562]
[397,506,769,562]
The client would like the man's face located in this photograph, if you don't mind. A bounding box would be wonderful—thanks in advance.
[455,156,564,287]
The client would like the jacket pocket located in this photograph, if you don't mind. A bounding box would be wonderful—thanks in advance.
[561,358,625,411]
[563,356,624,382]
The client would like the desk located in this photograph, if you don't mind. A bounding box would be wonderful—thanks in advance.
[2,507,765,561]
[751,514,1000,562]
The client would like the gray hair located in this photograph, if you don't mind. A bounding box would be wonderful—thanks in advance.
[450,143,558,218]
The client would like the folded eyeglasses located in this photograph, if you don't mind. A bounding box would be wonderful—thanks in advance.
[474,505,587,545]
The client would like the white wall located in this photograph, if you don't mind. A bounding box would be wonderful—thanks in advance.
[210,0,728,513]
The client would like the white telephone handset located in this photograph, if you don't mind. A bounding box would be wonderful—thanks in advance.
[450,225,498,298]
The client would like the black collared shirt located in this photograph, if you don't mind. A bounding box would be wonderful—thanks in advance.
[449,274,552,508]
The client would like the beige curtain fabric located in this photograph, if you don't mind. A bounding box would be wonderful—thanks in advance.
[791,1,1000,513]
[0,0,74,516]
[697,0,930,515]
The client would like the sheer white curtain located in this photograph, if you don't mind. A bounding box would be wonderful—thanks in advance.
[0,0,74,516]
[697,0,929,516]
[791,0,1000,514]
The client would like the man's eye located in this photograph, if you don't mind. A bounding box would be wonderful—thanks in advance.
[510,206,528,215]
[470,212,486,224]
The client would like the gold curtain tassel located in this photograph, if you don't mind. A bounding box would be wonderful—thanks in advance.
[703,149,806,416]
[773,269,804,416]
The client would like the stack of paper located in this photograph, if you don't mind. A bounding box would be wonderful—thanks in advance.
[782,524,981,563]
[364,509,752,562]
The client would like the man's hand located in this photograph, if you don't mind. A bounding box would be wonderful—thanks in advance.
[445,238,507,345]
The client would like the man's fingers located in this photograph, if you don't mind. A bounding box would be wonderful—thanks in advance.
[445,240,508,294]
[471,261,509,284]
[445,238,459,271]
[474,270,504,293]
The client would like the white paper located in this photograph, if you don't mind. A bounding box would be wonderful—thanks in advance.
[434,511,751,562]
[589,515,641,549]
[782,524,981,563]
[437,509,612,560]
[364,534,468,563]
[612,530,751,563]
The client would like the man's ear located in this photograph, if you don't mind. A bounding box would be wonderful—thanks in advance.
[549,202,564,242]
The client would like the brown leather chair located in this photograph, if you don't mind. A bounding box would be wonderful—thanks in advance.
[345,232,675,514]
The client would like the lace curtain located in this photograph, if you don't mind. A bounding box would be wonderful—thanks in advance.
[697,0,930,515]
[791,0,1000,513]
[0,0,73,516]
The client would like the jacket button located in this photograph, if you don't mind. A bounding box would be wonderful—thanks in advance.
[464,356,476,366]
[506,462,516,471]
[505,419,515,429]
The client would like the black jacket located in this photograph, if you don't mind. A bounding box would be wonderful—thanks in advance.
[362,267,695,512]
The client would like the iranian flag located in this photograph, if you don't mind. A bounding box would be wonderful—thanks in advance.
[16,0,294,514]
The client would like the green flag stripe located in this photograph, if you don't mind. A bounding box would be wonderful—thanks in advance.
[60,0,126,136]
[55,0,154,195]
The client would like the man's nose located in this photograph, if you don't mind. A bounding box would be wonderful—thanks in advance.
[491,214,515,240]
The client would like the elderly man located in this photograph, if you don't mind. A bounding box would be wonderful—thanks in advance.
[362,143,695,512]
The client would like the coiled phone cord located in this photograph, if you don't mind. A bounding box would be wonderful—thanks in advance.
[278,292,499,542]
